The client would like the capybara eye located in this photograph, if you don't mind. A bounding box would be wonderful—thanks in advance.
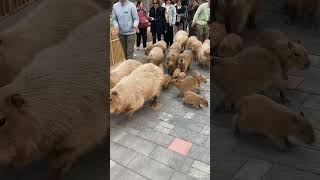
[0,117,6,127]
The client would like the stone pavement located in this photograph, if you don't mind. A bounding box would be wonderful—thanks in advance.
[213,0,320,179]
[110,49,211,180]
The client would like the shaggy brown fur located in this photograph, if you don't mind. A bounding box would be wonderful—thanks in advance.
[162,74,172,89]
[145,40,167,55]
[110,59,142,88]
[233,94,315,151]
[0,13,107,179]
[171,76,200,97]
[174,30,189,49]
[172,68,181,79]
[217,33,243,57]
[178,50,193,72]
[211,22,227,51]
[186,36,202,61]
[0,0,102,87]
[191,70,207,86]
[183,91,208,108]
[110,63,164,118]
[178,72,186,80]
[166,48,181,75]
[198,40,210,68]
[168,42,182,53]
[147,47,165,66]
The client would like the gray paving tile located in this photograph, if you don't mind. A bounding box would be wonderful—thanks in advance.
[150,146,193,174]
[169,126,208,146]
[110,142,137,166]
[128,154,175,180]
[191,160,210,174]
[110,161,149,180]
[154,121,175,134]
[137,127,175,147]
[116,133,157,156]
[187,144,210,165]
[168,117,206,133]
[261,165,320,180]
[170,171,196,180]
[234,159,272,180]
[201,125,210,136]
[188,167,210,179]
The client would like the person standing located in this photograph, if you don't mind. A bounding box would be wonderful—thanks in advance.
[136,0,149,50]
[163,0,176,46]
[112,0,139,60]
[149,0,167,44]
[187,0,199,36]
[174,0,187,31]
[192,0,210,42]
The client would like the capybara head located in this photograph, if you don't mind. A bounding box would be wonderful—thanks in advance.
[0,92,39,165]
[287,41,310,70]
[178,72,186,80]
[172,68,181,79]
[200,96,209,107]
[290,112,315,144]
[110,90,124,114]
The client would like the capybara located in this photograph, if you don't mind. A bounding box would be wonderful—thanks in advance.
[168,42,182,53]
[145,40,167,55]
[162,74,172,89]
[211,22,227,50]
[216,0,259,34]
[178,50,193,72]
[286,0,319,28]
[198,39,211,68]
[233,94,315,151]
[183,91,209,109]
[0,13,107,179]
[166,48,181,75]
[147,47,165,66]
[217,33,243,57]
[191,70,207,86]
[172,68,181,79]
[110,63,164,118]
[171,76,200,97]
[0,0,102,87]
[186,36,203,61]
[174,30,189,49]
[178,72,186,80]
[110,59,142,88]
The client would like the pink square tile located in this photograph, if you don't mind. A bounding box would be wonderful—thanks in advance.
[285,76,304,89]
[168,138,192,156]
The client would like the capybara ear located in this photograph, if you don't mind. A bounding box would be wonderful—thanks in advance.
[300,111,305,117]
[112,91,118,96]
[6,94,25,109]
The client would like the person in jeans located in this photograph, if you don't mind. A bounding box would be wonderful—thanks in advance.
[192,0,210,42]
[163,0,176,46]
[149,0,167,44]
[136,0,148,50]
[112,0,139,60]
[187,0,199,36]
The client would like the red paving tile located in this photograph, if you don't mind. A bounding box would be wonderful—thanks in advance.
[168,138,192,156]
[286,76,304,89]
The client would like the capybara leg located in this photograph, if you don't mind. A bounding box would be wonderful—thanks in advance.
[151,96,158,107]
[279,90,290,104]
[127,110,136,120]
[232,114,241,136]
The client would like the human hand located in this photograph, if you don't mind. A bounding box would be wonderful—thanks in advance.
[113,27,119,37]
[135,26,140,33]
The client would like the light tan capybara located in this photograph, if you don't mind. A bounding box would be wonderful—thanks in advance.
[172,68,181,79]
[217,33,243,57]
[162,74,172,89]
[166,48,181,75]
[178,72,186,80]
[0,13,107,179]
[145,40,167,55]
[171,76,200,97]
[178,50,193,72]
[0,0,102,87]
[186,36,203,61]
[147,47,165,66]
[287,0,319,28]
[174,30,189,49]
[191,70,207,86]
[168,42,182,53]
[233,94,315,151]
[110,63,164,118]
[183,91,209,109]
[198,39,210,68]
[216,0,259,34]
[110,59,142,88]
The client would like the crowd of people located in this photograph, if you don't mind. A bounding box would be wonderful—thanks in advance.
[112,0,210,60]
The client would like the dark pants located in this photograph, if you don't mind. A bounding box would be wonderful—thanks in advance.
[136,27,147,48]
[152,32,162,44]
[164,24,174,46]
[188,21,196,37]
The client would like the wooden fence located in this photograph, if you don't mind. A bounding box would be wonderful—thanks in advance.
[0,0,34,16]
[110,17,125,66]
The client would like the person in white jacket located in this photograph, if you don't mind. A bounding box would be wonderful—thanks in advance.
[162,0,176,46]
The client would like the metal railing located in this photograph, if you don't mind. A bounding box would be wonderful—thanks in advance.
[1,0,34,17]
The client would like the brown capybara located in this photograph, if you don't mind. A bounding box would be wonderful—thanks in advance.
[211,22,227,51]
[178,50,193,72]
[186,36,203,61]
[0,0,102,87]
[191,70,207,86]
[171,76,200,97]
[166,48,181,75]
[216,0,259,34]
[183,91,209,109]
[174,30,189,49]
[286,0,319,28]
[162,74,172,89]
[110,59,142,88]
[110,63,164,118]
[198,39,210,68]
[260,29,289,50]
[178,72,186,80]
[0,13,107,179]
[147,47,165,66]
[233,94,315,151]
[168,42,182,53]
[172,68,181,79]
[217,33,243,57]
[145,40,167,55]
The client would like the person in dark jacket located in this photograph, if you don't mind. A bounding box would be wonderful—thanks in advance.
[175,0,187,31]
[187,0,199,37]
[149,0,167,44]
